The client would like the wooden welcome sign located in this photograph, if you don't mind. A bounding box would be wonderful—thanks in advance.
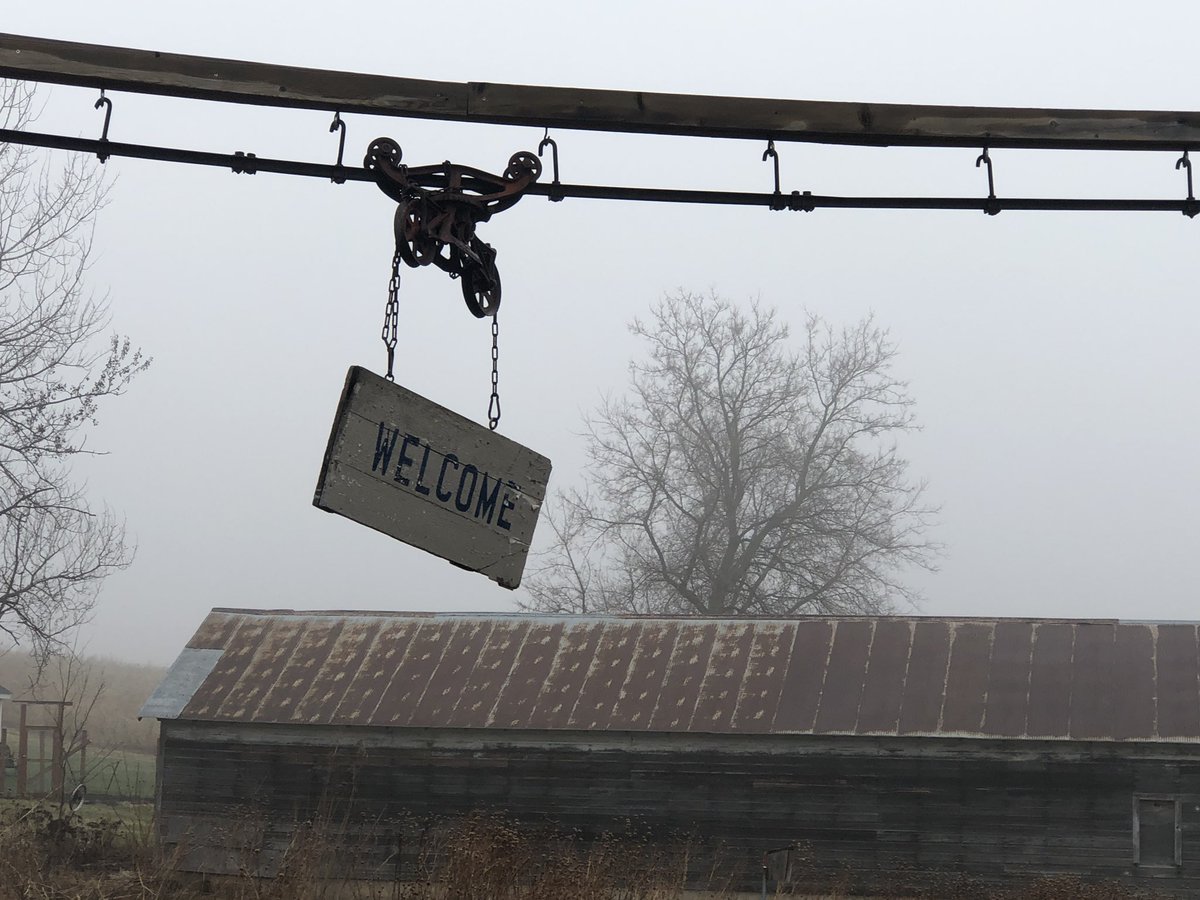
[314,367,552,589]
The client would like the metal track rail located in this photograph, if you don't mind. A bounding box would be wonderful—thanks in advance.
[3,128,1197,215]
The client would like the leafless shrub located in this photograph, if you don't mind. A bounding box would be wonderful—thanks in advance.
[0,80,150,662]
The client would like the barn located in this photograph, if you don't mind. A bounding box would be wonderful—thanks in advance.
[142,609,1200,894]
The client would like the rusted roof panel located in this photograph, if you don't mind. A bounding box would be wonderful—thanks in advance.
[533,621,604,729]
[254,617,344,723]
[1111,624,1155,742]
[444,618,524,728]
[898,621,951,735]
[491,621,565,729]
[981,620,1032,737]
[331,618,418,726]
[730,623,794,733]
[648,622,717,732]
[291,617,379,724]
[772,620,833,733]
[410,619,494,727]
[1156,625,1200,738]
[814,620,872,733]
[376,619,458,728]
[1070,622,1116,740]
[856,618,911,734]
[692,622,754,732]
[941,623,991,734]
[150,610,1200,743]
[590,624,648,734]
[1026,622,1074,738]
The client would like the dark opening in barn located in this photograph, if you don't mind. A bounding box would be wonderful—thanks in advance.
[142,610,1200,894]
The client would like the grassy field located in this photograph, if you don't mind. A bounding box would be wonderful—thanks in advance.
[3,743,156,801]
[74,748,157,800]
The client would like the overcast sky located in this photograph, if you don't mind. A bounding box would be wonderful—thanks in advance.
[4,2,1200,663]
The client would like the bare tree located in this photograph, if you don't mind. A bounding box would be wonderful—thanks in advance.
[525,291,936,617]
[0,81,149,656]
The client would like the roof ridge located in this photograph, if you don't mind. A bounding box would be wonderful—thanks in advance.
[206,608,1176,626]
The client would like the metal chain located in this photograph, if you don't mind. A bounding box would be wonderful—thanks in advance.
[381,248,401,381]
[488,313,501,430]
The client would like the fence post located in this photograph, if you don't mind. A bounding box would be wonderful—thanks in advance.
[16,704,27,797]
[51,704,64,801]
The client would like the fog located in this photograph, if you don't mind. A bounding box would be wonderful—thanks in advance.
[4,2,1199,663]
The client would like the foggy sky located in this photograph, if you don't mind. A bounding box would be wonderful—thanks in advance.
[4,2,1199,663]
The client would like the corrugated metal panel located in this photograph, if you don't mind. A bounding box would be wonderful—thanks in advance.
[897,621,950,734]
[1156,624,1200,738]
[941,623,990,734]
[856,619,910,734]
[1026,622,1074,738]
[813,620,872,733]
[981,620,1032,737]
[155,608,1200,743]
[772,620,833,733]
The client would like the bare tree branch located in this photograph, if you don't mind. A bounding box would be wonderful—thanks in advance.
[523,290,937,617]
[0,81,150,659]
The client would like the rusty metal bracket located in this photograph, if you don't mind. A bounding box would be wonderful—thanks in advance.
[976,147,1000,216]
[364,138,541,317]
[329,112,347,184]
[1177,150,1199,218]
[537,129,563,202]
[93,89,112,162]
[763,140,782,209]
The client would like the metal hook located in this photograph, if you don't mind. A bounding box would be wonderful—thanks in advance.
[975,147,1000,216]
[537,128,562,201]
[1177,150,1198,218]
[762,140,782,205]
[329,112,347,184]
[93,90,112,163]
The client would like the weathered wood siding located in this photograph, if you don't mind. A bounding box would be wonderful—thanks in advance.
[156,722,1200,894]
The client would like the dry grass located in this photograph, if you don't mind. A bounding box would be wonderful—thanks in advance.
[0,803,1162,900]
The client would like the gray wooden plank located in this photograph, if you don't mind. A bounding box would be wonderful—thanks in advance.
[6,33,1200,150]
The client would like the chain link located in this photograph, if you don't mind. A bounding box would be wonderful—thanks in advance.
[487,313,501,430]
[381,248,401,381]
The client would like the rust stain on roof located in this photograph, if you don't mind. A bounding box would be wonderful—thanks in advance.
[162,609,1200,743]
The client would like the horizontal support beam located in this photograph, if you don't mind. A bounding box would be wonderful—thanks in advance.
[3,33,1200,151]
[4,128,1198,216]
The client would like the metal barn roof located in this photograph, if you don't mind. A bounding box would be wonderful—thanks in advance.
[143,609,1200,743]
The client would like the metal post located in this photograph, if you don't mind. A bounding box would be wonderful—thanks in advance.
[16,704,27,797]
[51,705,64,801]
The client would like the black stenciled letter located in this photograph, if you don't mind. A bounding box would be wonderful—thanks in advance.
[372,422,400,474]
[497,480,520,531]
[436,454,460,502]
[393,434,420,486]
[455,464,479,512]
[474,473,502,524]
[414,442,433,495]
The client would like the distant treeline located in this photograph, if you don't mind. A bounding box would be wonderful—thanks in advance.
[0,651,164,755]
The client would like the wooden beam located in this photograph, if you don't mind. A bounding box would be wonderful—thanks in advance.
[3,33,1200,150]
